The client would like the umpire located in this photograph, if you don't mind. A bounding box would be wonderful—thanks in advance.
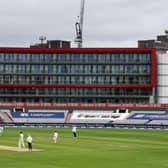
[26,134,33,151]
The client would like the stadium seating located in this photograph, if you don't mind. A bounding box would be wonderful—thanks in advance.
[1,108,168,126]
[0,110,13,123]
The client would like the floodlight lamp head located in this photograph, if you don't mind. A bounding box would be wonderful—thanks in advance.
[165,30,168,35]
[39,36,46,41]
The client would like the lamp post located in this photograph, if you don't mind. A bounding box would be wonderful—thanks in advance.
[39,36,46,48]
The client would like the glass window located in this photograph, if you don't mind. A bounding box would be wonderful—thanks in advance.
[125,65,132,73]
[132,65,138,73]
[92,65,97,73]
[104,76,110,84]
[44,76,52,84]
[4,64,11,72]
[0,53,4,61]
[120,53,125,62]
[47,53,53,62]
[83,65,91,73]
[53,53,58,62]
[119,65,124,73]
[114,53,120,62]
[21,53,29,62]
[97,76,104,84]
[125,53,130,63]
[57,76,63,84]
[53,76,57,83]
[39,53,44,62]
[133,53,138,62]
[18,64,27,73]
[146,53,151,62]
[92,53,97,62]
[111,65,119,73]
[31,65,40,73]
[78,65,83,73]
[70,53,80,62]
[111,76,117,84]
[47,65,53,73]
[97,65,103,73]
[139,65,149,73]
[5,53,14,62]
[0,64,4,72]
[97,53,105,63]
[106,53,111,62]
[140,53,150,63]
[64,76,70,84]
[128,53,133,62]
[66,53,71,62]
[105,65,111,73]
[32,54,39,62]
[111,54,115,62]
[133,76,139,84]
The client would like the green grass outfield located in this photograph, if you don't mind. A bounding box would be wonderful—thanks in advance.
[0,127,168,168]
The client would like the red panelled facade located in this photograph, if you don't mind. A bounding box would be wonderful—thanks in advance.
[0,47,156,104]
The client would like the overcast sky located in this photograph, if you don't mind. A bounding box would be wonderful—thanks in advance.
[0,0,168,48]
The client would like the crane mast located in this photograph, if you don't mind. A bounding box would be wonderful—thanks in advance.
[75,0,85,48]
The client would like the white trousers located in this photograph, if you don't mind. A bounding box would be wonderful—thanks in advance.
[18,139,25,148]
[53,136,58,143]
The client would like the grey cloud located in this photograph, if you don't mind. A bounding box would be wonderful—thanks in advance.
[0,0,168,47]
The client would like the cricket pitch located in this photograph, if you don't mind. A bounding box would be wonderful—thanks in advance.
[0,145,42,152]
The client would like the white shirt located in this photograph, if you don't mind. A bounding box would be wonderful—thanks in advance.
[72,126,77,132]
[53,132,58,138]
[0,127,3,135]
[19,133,24,140]
[27,136,32,143]
[0,127,3,132]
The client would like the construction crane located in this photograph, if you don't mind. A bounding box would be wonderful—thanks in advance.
[75,0,85,48]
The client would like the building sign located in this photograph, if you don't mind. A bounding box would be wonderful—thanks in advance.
[128,112,168,120]
[71,112,115,120]
[0,102,165,108]
[10,112,65,118]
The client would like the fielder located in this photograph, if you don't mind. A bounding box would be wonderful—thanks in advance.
[72,126,77,138]
[53,130,58,143]
[0,127,4,136]
[18,131,25,149]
